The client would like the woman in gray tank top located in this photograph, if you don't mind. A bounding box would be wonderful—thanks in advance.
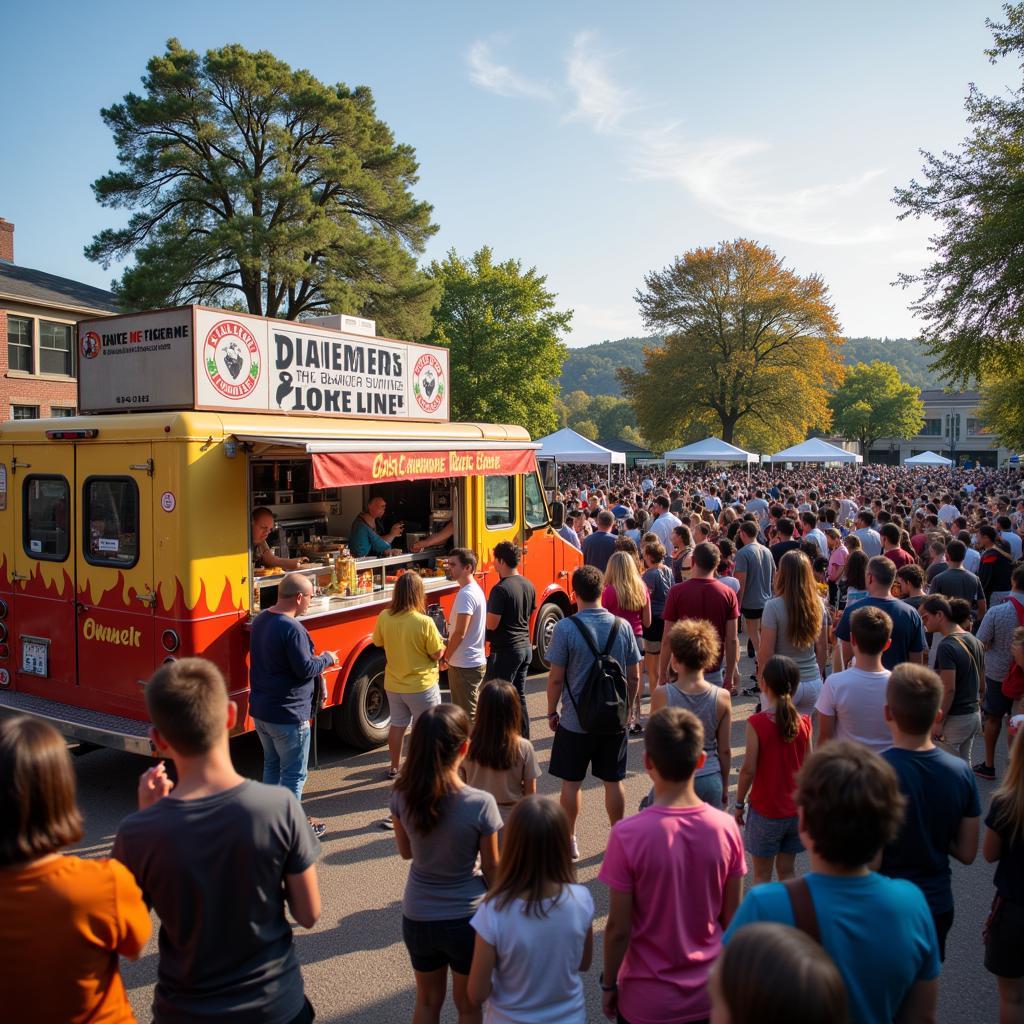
[649,619,732,809]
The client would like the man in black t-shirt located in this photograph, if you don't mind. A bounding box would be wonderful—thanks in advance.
[769,516,801,567]
[485,540,537,737]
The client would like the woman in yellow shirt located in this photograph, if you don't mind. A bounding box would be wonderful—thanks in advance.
[373,572,445,778]
[0,716,151,1023]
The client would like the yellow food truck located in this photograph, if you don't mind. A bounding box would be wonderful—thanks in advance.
[0,307,581,753]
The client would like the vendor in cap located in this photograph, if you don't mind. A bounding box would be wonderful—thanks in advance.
[350,495,403,557]
[252,507,308,571]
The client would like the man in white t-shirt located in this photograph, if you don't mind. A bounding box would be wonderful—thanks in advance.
[442,546,488,719]
[816,604,893,753]
[937,496,960,525]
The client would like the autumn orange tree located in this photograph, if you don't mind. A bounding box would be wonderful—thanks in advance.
[620,240,843,451]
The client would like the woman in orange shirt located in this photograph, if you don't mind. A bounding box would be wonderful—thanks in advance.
[0,716,151,1023]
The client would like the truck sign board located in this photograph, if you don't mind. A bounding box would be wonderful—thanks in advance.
[77,305,450,422]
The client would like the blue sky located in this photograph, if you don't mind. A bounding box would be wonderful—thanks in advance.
[1,0,1015,346]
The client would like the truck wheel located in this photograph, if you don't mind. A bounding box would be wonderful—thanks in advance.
[531,602,564,672]
[336,650,390,750]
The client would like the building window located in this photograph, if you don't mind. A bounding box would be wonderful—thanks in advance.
[8,316,33,373]
[921,418,943,436]
[50,407,77,418]
[966,417,989,436]
[39,321,74,376]
[11,405,39,420]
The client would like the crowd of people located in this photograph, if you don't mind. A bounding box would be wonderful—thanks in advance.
[1,462,1024,1024]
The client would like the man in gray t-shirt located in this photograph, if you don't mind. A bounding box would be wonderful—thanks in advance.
[546,565,641,858]
[114,658,321,1024]
[734,521,777,665]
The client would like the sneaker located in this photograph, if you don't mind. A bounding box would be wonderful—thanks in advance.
[570,835,580,861]
[973,761,996,781]
[379,817,395,830]
[307,817,328,838]
[629,721,643,736]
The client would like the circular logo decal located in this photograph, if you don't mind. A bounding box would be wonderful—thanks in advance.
[81,331,102,359]
[203,320,261,400]
[413,353,445,414]
[160,491,176,513]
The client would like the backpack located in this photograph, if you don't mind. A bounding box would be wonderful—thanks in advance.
[565,616,629,734]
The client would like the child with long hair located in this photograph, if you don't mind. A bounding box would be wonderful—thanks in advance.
[602,550,652,733]
[0,716,151,1024]
[734,655,812,885]
[467,796,594,1022]
[391,705,502,1024]
[843,548,870,608]
[984,699,1024,1021]
[463,680,541,830]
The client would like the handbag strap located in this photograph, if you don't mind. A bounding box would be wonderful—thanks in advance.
[948,632,984,683]
[784,878,821,944]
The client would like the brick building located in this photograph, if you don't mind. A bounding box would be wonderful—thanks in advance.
[0,218,118,421]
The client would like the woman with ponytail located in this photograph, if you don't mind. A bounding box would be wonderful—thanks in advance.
[391,705,502,1024]
[734,655,813,885]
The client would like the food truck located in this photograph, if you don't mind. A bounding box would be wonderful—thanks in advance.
[0,306,581,754]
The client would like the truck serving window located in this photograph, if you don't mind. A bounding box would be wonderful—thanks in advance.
[524,471,548,528]
[485,475,515,529]
[83,477,140,568]
[23,475,70,562]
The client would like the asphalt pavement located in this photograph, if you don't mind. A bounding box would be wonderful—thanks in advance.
[69,652,1004,1024]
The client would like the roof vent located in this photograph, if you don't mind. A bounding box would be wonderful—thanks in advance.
[305,313,376,338]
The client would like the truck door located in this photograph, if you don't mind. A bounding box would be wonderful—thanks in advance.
[473,473,522,599]
[75,444,156,706]
[11,444,77,696]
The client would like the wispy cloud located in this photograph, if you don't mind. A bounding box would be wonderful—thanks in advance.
[466,40,553,101]
[568,301,646,346]
[474,31,900,248]
[564,32,635,132]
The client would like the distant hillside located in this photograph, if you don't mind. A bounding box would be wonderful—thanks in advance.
[559,336,656,397]
[560,334,944,397]
[840,337,944,390]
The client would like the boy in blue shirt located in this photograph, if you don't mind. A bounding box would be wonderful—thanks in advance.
[725,741,940,1024]
[880,663,980,960]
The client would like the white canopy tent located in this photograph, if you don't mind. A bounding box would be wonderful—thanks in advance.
[663,437,759,464]
[904,450,953,467]
[767,437,863,464]
[535,427,626,484]
[663,436,760,479]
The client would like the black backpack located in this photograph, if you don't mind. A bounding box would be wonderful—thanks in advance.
[565,616,629,734]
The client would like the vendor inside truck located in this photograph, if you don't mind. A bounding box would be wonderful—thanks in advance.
[252,507,310,571]
[349,495,404,557]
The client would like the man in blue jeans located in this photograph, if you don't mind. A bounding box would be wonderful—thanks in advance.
[250,572,339,837]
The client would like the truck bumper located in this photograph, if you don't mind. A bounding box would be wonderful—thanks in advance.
[0,691,154,756]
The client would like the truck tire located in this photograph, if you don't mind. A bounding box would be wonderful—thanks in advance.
[531,601,564,672]
[336,650,390,750]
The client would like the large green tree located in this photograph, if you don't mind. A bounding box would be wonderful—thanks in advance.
[829,361,925,456]
[425,247,571,438]
[979,377,1024,453]
[86,39,438,336]
[894,4,1024,385]
[620,239,843,450]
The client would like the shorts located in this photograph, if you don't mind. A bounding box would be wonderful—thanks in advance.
[694,771,723,809]
[387,685,441,729]
[549,725,628,783]
[642,618,665,653]
[984,680,1014,719]
[745,808,805,858]
[986,898,1024,978]
[402,914,476,975]
[741,607,764,620]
